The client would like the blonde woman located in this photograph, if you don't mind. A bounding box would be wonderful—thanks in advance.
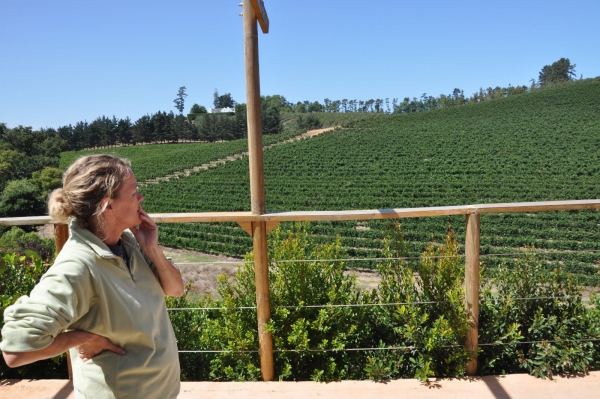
[1,154,183,399]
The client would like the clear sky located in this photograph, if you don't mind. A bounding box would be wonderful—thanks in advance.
[1,0,599,130]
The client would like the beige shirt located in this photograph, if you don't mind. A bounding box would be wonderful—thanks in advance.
[1,220,180,399]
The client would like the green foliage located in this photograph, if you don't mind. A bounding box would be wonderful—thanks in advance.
[261,101,283,135]
[0,125,63,190]
[0,226,54,260]
[173,86,188,115]
[0,251,67,379]
[0,149,24,191]
[371,223,471,381]
[187,103,207,121]
[295,114,322,131]
[213,89,235,109]
[61,140,250,182]
[478,249,600,378]
[31,167,63,197]
[0,179,46,219]
[199,223,371,381]
[539,58,577,86]
[164,290,216,381]
[167,223,472,381]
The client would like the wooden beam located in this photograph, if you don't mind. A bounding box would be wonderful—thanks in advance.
[250,0,269,33]
[465,213,480,375]
[3,199,600,227]
[251,221,274,381]
[237,221,280,236]
[244,0,273,381]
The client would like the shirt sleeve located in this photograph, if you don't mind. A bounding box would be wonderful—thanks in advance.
[0,259,94,353]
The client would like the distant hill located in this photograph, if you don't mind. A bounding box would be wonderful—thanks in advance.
[64,78,600,284]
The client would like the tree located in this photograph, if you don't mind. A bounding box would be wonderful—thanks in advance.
[173,86,188,114]
[187,103,207,121]
[0,149,23,191]
[261,101,282,135]
[0,122,7,141]
[538,58,576,86]
[31,167,63,197]
[307,101,323,113]
[118,117,133,146]
[213,89,235,108]
[0,179,46,219]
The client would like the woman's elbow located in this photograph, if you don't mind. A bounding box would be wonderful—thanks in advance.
[3,351,26,368]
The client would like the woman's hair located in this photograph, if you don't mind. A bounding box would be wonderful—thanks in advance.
[48,154,132,228]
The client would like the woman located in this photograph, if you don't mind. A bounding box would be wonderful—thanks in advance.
[1,154,183,399]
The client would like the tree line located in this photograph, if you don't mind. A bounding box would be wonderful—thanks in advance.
[264,58,579,115]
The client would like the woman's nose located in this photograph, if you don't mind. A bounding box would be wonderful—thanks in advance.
[137,192,144,202]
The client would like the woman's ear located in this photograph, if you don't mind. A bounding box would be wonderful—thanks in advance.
[101,197,112,211]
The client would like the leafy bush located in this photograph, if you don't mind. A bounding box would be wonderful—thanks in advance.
[0,226,54,260]
[168,222,599,381]
[369,223,471,381]
[178,222,473,382]
[0,179,46,221]
[198,223,372,381]
[478,249,600,377]
[0,251,67,379]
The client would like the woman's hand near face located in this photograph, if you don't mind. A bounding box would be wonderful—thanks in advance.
[131,206,185,297]
[130,206,159,253]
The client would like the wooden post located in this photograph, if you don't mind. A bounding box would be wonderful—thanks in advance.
[243,0,274,381]
[54,223,73,380]
[465,213,480,375]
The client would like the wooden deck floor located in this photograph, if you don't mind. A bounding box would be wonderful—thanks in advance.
[2,372,599,399]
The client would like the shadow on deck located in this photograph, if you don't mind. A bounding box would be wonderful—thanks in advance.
[2,372,599,399]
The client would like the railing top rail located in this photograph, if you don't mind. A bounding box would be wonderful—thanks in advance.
[2,199,600,226]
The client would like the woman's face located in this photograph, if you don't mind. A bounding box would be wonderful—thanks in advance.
[109,170,144,230]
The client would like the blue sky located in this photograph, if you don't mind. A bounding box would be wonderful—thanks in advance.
[1,0,599,130]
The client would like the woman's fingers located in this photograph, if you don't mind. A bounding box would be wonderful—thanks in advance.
[77,333,126,362]
[105,341,126,356]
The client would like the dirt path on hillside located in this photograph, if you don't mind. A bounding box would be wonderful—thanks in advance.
[141,126,339,185]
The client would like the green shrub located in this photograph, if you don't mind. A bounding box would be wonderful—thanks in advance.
[478,248,600,378]
[0,251,67,379]
[370,223,471,381]
[169,222,600,381]
[198,223,372,381]
[0,226,55,260]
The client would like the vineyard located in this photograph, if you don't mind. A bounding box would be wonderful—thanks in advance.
[64,78,600,285]
[59,130,298,182]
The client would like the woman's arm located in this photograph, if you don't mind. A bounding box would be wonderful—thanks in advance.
[141,245,185,297]
[131,208,184,297]
[2,330,126,368]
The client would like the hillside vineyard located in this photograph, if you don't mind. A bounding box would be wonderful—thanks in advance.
[61,79,600,285]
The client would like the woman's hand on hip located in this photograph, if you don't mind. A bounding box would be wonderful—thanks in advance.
[76,331,126,362]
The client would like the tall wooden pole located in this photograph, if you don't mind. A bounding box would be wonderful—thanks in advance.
[243,0,274,381]
[465,213,480,375]
[54,223,72,380]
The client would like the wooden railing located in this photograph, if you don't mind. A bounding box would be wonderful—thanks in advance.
[2,198,600,379]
